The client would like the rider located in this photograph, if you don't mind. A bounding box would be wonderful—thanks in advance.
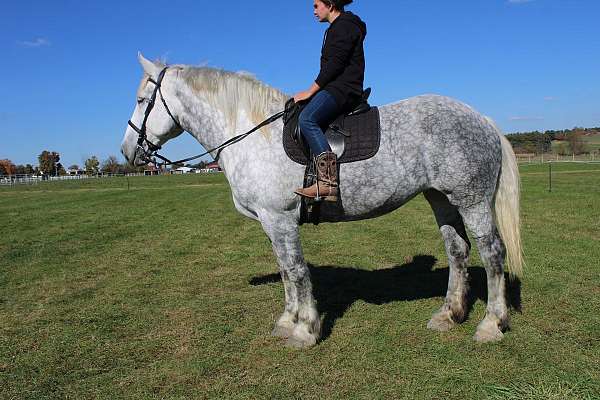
[293,0,367,201]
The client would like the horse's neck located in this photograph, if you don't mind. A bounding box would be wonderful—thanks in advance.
[174,80,286,172]
[173,84,227,153]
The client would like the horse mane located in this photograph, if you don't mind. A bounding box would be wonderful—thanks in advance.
[180,66,288,137]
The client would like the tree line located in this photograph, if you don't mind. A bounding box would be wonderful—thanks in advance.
[505,127,599,155]
[0,151,146,176]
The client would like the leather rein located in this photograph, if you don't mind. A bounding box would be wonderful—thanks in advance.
[127,66,285,167]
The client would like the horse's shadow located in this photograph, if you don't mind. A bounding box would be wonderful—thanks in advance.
[249,255,521,340]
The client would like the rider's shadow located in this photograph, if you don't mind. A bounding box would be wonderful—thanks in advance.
[249,255,522,341]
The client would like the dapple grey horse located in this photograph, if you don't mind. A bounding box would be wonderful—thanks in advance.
[122,54,523,348]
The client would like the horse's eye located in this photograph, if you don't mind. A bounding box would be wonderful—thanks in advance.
[137,97,145,104]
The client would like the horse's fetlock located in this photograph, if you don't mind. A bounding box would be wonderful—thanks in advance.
[449,303,467,323]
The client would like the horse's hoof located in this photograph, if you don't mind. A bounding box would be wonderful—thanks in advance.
[285,335,317,349]
[271,324,294,339]
[473,320,504,343]
[284,326,318,349]
[427,311,456,332]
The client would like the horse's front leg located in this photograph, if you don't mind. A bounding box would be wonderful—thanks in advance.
[260,214,321,348]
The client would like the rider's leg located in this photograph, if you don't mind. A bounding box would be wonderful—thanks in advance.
[295,90,341,200]
[298,90,338,154]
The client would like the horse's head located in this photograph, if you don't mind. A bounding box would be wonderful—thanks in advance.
[121,53,184,166]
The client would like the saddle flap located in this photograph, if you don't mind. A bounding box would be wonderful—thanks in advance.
[283,106,381,165]
[325,129,345,158]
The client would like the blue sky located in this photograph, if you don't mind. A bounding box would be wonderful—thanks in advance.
[1,0,599,167]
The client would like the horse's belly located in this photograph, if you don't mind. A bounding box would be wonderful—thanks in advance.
[319,192,418,223]
[319,153,425,223]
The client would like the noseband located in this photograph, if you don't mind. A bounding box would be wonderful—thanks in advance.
[127,67,183,163]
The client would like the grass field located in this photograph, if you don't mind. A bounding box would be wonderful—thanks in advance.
[1,164,599,399]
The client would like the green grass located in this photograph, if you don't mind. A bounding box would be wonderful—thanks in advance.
[584,134,600,144]
[1,166,599,399]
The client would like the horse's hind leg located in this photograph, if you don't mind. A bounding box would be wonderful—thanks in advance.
[424,189,471,331]
[459,202,509,343]
[260,214,321,348]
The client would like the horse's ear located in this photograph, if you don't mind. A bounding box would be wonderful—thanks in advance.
[138,52,159,77]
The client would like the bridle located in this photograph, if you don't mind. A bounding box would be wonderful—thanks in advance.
[127,67,182,163]
[127,66,285,167]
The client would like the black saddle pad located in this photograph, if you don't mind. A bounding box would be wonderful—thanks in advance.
[283,106,381,165]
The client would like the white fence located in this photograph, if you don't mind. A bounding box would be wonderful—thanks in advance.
[516,153,598,164]
[0,173,133,186]
[0,170,222,186]
[0,175,42,186]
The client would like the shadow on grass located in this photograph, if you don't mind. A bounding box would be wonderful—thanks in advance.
[250,255,521,341]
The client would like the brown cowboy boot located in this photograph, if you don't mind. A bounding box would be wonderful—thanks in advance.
[294,151,338,201]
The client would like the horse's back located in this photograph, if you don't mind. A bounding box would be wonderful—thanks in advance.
[379,94,502,202]
[328,95,502,221]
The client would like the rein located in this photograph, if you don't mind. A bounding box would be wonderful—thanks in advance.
[128,66,285,167]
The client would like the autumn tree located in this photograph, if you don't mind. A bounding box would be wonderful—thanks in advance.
[120,162,145,174]
[38,151,60,176]
[101,155,121,174]
[0,159,16,176]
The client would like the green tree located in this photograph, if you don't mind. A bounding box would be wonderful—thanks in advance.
[85,156,100,175]
[170,163,185,171]
[191,161,207,169]
[38,151,60,176]
[505,131,551,154]
[57,163,67,176]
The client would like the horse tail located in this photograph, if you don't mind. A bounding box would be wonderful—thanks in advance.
[486,117,524,279]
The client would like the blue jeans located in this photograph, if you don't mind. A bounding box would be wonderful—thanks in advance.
[298,90,341,156]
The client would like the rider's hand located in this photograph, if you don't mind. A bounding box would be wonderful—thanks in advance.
[293,90,313,103]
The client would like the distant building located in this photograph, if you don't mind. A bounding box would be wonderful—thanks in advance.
[206,162,221,172]
[66,168,84,176]
[173,166,196,174]
[144,165,161,176]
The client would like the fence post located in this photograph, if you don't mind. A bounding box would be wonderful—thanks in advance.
[549,162,552,192]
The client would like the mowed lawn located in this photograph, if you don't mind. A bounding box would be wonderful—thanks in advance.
[1,164,599,399]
